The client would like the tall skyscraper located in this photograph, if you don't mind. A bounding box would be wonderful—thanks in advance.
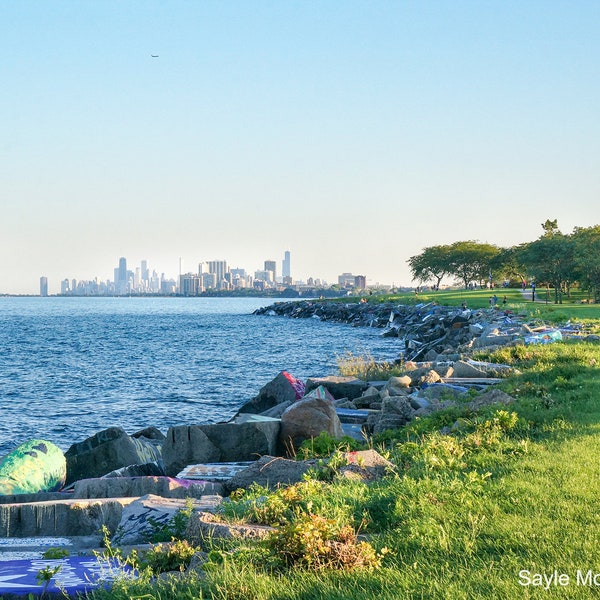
[282,251,291,280]
[39,276,48,297]
[115,257,128,295]
[141,260,149,284]
[264,260,276,280]
[207,261,228,289]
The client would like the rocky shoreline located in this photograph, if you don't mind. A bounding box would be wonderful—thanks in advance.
[1,300,596,596]
[254,299,570,361]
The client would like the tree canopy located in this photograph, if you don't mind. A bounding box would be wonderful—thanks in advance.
[405,220,600,303]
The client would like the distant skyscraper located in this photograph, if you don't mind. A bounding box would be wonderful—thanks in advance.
[39,276,48,297]
[141,260,149,284]
[207,261,228,289]
[282,251,291,282]
[115,257,128,295]
[264,260,276,280]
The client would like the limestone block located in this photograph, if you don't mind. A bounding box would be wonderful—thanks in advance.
[64,427,163,486]
[162,422,280,477]
[111,494,222,546]
[304,376,368,400]
[73,476,223,499]
[0,497,134,537]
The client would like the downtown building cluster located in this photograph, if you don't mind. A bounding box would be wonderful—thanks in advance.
[44,250,369,297]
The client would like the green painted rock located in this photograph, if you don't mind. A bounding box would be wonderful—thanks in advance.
[0,439,66,495]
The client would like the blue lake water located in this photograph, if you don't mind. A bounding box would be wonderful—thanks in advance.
[0,297,400,456]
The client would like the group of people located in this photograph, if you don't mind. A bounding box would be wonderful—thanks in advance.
[489,294,508,308]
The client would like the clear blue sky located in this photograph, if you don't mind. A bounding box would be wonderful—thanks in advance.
[2,1,599,294]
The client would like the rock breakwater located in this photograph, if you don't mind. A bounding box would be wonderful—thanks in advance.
[255,300,522,361]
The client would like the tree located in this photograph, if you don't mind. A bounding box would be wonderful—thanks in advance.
[491,246,528,284]
[447,241,500,288]
[407,245,452,289]
[517,226,576,303]
[572,225,600,302]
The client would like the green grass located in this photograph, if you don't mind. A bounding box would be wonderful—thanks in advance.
[89,339,600,599]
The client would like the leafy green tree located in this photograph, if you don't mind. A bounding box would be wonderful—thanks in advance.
[517,223,576,303]
[572,225,600,302]
[491,246,528,284]
[447,241,500,288]
[407,245,451,288]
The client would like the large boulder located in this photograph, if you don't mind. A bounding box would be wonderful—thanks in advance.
[452,360,488,378]
[338,449,395,482]
[304,376,368,400]
[64,427,163,486]
[0,439,66,495]
[225,455,313,493]
[162,421,280,477]
[279,396,343,454]
[236,371,305,415]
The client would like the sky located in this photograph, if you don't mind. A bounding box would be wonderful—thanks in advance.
[2,1,599,294]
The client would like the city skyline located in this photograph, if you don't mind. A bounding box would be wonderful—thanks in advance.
[3,3,598,295]
[35,250,371,296]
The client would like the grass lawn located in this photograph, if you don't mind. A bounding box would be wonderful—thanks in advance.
[90,296,600,600]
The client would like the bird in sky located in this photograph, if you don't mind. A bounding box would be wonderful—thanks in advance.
[151,54,159,58]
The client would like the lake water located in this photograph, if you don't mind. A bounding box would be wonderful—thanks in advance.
[0,297,400,456]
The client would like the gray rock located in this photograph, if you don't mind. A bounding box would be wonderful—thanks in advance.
[340,449,394,472]
[452,360,488,378]
[162,421,280,477]
[65,427,163,486]
[468,388,516,411]
[422,384,468,401]
[334,399,357,409]
[132,427,166,441]
[185,511,274,548]
[73,476,223,499]
[419,369,442,385]
[225,455,313,492]
[408,395,430,410]
[112,494,222,545]
[304,376,368,400]
[236,371,303,415]
[0,497,131,537]
[259,400,293,418]
[279,396,343,454]
[368,397,414,434]
[102,462,165,478]
[383,376,412,396]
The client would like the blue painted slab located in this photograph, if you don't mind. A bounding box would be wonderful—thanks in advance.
[0,556,132,597]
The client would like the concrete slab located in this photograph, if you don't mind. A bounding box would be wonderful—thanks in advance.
[177,462,254,481]
[0,497,137,538]
[0,555,133,598]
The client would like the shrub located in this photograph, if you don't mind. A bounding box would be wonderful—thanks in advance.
[337,351,405,380]
[140,539,198,574]
[264,513,387,571]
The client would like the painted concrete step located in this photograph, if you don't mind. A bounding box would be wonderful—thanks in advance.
[0,555,133,598]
